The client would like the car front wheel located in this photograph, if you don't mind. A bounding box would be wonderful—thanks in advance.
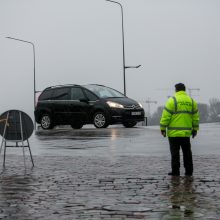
[40,114,53,129]
[123,121,137,128]
[93,112,109,128]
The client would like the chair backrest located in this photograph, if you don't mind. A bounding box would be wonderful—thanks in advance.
[0,110,33,141]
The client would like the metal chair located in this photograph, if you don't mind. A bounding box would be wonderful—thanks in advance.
[0,110,34,168]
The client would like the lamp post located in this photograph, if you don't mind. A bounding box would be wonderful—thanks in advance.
[6,37,36,129]
[105,0,141,96]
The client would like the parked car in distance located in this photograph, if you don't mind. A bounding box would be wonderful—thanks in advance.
[35,84,145,129]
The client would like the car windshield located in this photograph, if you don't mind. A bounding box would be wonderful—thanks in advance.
[83,84,125,98]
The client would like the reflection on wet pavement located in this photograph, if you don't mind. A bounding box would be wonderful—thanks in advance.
[0,173,35,219]
[33,126,157,156]
[0,124,220,219]
[163,177,199,219]
[36,126,143,139]
[29,124,220,157]
[0,155,220,219]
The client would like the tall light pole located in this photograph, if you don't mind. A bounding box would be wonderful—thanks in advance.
[105,0,141,96]
[6,36,36,129]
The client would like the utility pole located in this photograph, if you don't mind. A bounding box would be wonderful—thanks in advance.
[145,98,157,116]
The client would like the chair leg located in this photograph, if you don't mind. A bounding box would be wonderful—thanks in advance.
[26,140,34,167]
[3,144,6,168]
[0,139,3,155]
[28,146,34,167]
[22,141,26,168]
[1,140,34,169]
[0,139,5,169]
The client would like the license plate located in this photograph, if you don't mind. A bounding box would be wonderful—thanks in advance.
[131,112,141,116]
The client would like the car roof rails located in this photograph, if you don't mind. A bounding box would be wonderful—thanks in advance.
[86,84,105,87]
[45,84,82,90]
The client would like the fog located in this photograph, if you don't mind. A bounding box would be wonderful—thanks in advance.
[0,0,220,119]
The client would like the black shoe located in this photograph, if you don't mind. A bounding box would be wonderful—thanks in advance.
[185,173,192,176]
[168,172,180,176]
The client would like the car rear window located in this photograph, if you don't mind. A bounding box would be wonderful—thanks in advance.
[39,89,53,100]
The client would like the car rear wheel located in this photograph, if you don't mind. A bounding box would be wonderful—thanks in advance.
[93,112,109,128]
[123,121,137,128]
[40,114,54,129]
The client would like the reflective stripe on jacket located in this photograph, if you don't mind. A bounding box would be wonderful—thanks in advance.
[160,91,199,137]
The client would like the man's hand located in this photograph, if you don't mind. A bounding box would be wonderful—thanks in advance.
[161,130,166,137]
[192,130,197,138]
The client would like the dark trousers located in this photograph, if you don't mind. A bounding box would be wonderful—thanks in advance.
[168,137,193,175]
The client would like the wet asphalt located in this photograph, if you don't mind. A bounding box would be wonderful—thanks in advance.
[0,123,220,219]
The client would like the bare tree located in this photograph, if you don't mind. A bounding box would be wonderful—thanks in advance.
[209,98,220,122]
[197,103,209,123]
[148,106,163,125]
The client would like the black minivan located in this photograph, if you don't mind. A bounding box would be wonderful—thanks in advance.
[35,84,145,129]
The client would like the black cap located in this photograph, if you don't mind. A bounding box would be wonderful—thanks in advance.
[175,83,186,92]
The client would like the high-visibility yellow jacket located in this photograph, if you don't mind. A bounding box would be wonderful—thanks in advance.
[160,91,199,137]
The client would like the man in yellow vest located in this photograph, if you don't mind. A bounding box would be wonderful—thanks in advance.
[160,83,199,176]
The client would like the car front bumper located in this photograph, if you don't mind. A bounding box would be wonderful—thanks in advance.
[110,108,145,123]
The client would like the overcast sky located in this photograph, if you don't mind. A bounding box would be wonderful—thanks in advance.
[0,0,220,119]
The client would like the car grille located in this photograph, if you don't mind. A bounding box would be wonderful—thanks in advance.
[124,104,141,110]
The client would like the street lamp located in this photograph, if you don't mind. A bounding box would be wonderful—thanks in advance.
[125,65,141,69]
[105,0,141,96]
[6,36,36,129]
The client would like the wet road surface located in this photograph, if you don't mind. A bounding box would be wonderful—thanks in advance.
[30,123,220,157]
[0,123,220,219]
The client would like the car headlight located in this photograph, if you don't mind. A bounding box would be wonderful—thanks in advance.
[107,101,124,109]
[138,102,143,108]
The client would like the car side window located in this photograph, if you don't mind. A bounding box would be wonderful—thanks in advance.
[52,88,70,100]
[71,87,86,100]
[83,89,98,101]
[39,90,53,100]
